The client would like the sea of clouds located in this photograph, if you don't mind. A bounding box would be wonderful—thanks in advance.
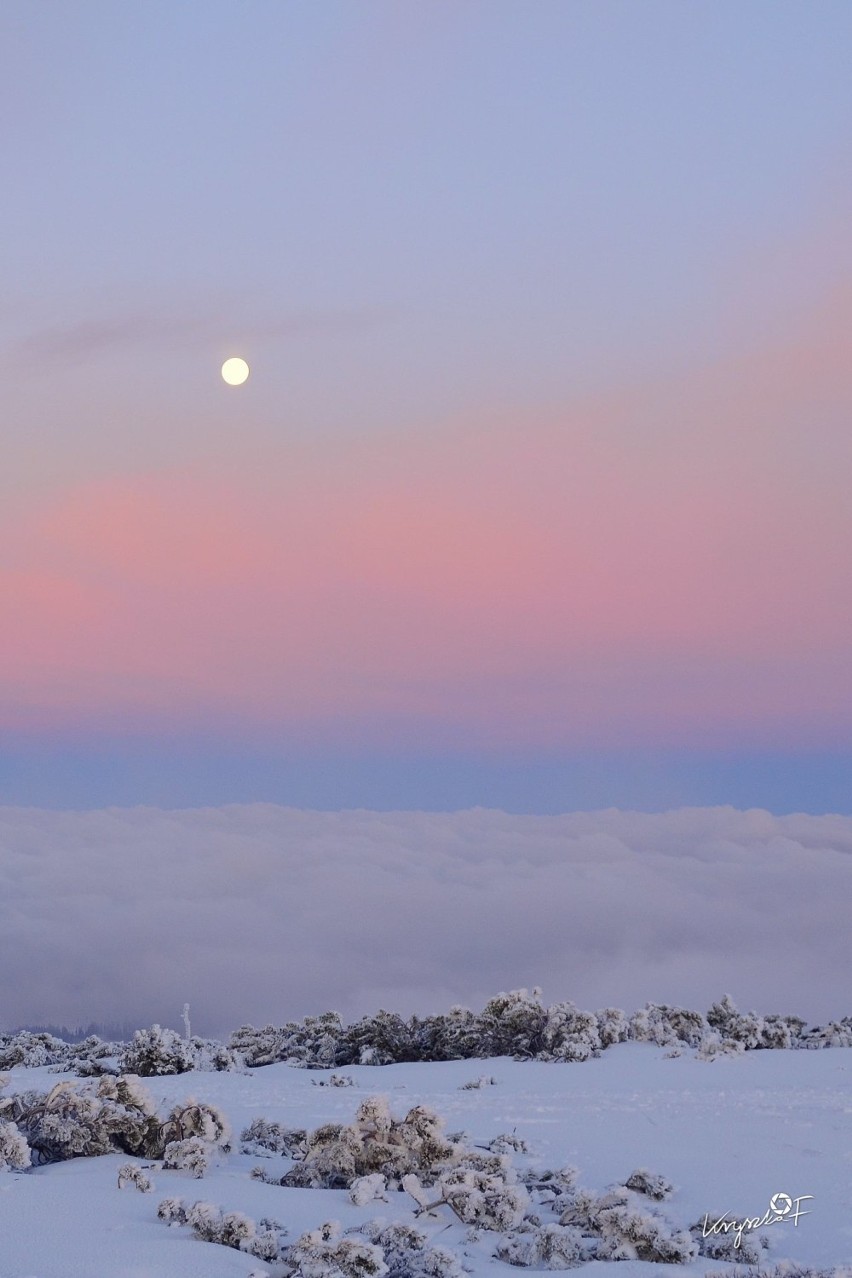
[1,804,849,1036]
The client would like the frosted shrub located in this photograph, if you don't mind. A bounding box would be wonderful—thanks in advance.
[0,1030,68,1070]
[759,1016,794,1050]
[0,1118,31,1170]
[596,1007,630,1048]
[623,1168,674,1200]
[459,1076,496,1090]
[163,1135,210,1178]
[541,1003,602,1062]
[184,1199,224,1241]
[489,1132,529,1154]
[278,1097,461,1190]
[691,1216,766,1264]
[495,1222,589,1268]
[697,1034,745,1061]
[630,1004,708,1049]
[704,1267,850,1278]
[190,1199,255,1246]
[361,1219,465,1278]
[286,1220,388,1277]
[707,995,809,1051]
[241,1116,307,1157]
[113,990,848,1074]
[349,1172,387,1205]
[68,1035,121,1077]
[286,1011,347,1067]
[121,1025,193,1076]
[117,1161,154,1192]
[10,1076,161,1163]
[158,1196,286,1260]
[800,1018,852,1049]
[560,1187,697,1262]
[412,1004,482,1061]
[157,1195,188,1223]
[312,1073,354,1087]
[478,988,549,1058]
[228,1023,288,1067]
[159,1095,231,1150]
[187,1037,243,1072]
[7,1074,229,1166]
[406,1164,529,1231]
[342,1010,418,1065]
[520,1166,580,1212]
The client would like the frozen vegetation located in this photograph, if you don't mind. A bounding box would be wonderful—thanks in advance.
[0,990,850,1276]
[2,989,851,1079]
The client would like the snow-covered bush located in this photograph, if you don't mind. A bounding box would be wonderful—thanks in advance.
[240,1116,307,1157]
[342,1010,418,1065]
[158,1095,231,1151]
[0,1030,69,1071]
[230,1011,343,1067]
[800,1018,852,1049]
[5,1074,229,1167]
[460,1075,496,1090]
[312,1073,354,1087]
[349,1173,387,1205]
[188,1199,254,1246]
[117,1161,154,1192]
[286,1220,388,1277]
[520,1165,579,1211]
[9,1075,161,1163]
[406,1164,529,1231]
[117,1024,238,1076]
[228,1022,288,1067]
[541,1003,602,1062]
[478,989,549,1059]
[559,1186,697,1262]
[489,1132,529,1154]
[228,992,846,1065]
[630,1003,708,1049]
[187,1036,243,1072]
[697,1034,745,1061]
[121,1025,193,1076]
[0,1117,31,1171]
[275,1011,348,1068]
[412,1004,482,1061]
[691,1215,767,1264]
[495,1222,589,1268]
[706,995,810,1051]
[162,1135,210,1178]
[703,1267,850,1278]
[623,1168,674,1200]
[276,1097,461,1190]
[67,1035,121,1077]
[157,1196,287,1261]
[596,1007,630,1048]
[361,1219,465,1278]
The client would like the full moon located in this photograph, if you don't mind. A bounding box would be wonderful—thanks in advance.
[221,356,250,386]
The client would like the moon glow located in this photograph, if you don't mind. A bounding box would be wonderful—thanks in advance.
[221,356,250,386]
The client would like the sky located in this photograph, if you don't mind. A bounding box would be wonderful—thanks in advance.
[2,805,850,1034]
[2,1,852,812]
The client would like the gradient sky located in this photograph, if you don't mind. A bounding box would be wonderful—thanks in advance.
[3,1,852,812]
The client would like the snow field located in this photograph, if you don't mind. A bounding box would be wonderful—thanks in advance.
[1,1043,850,1276]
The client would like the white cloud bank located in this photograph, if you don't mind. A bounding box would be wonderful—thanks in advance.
[0,805,849,1035]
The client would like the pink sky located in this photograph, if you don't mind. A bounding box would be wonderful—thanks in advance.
[4,279,850,753]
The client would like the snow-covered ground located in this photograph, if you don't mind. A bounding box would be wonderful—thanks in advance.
[1,1042,850,1277]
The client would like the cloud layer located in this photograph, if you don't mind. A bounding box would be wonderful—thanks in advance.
[1,804,849,1035]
